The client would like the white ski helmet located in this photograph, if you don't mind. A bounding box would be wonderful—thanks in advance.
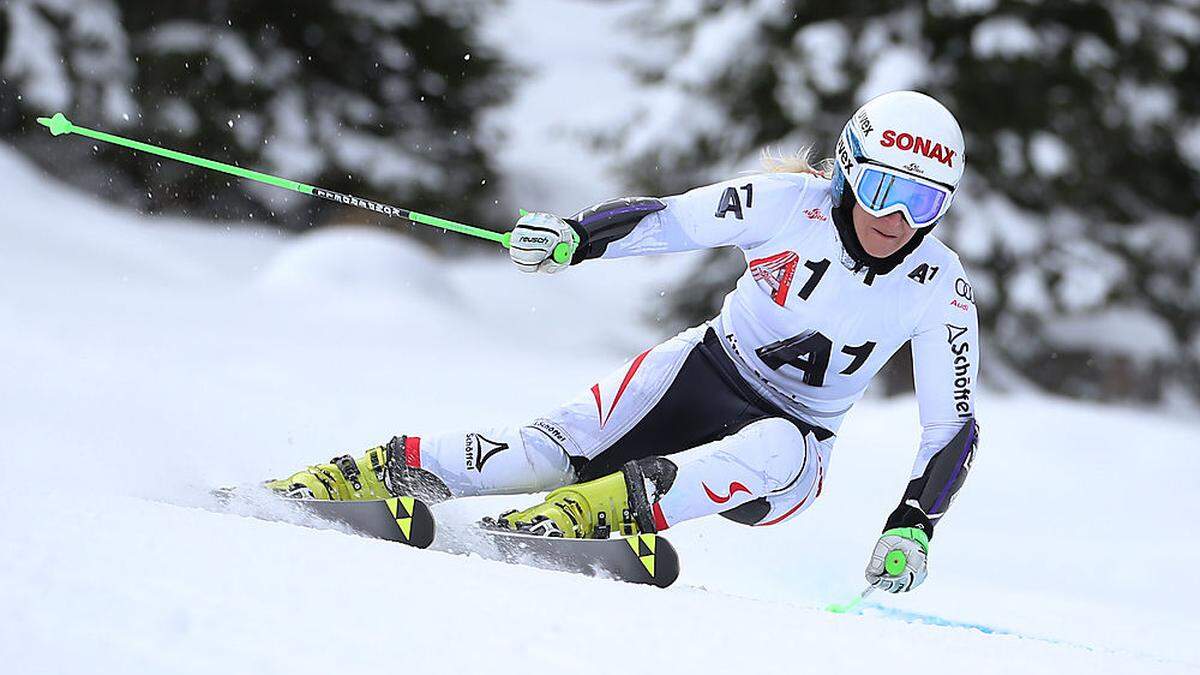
[831,90,965,229]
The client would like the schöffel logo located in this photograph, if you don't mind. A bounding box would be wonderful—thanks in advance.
[945,324,972,419]
[464,433,509,473]
[880,130,956,167]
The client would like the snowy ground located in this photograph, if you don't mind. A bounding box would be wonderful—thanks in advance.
[3,122,1200,675]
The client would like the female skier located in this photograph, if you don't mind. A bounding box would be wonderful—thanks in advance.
[267,90,980,594]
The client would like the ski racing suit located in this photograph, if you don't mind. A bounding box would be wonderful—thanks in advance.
[399,171,979,536]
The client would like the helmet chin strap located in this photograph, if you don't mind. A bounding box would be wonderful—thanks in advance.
[831,189,931,275]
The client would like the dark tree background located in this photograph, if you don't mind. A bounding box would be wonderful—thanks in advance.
[3,0,1197,403]
[0,0,510,237]
[611,0,1200,403]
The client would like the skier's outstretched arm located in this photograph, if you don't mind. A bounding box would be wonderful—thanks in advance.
[865,262,981,594]
[508,174,811,272]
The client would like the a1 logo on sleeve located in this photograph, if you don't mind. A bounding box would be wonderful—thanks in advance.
[715,183,754,219]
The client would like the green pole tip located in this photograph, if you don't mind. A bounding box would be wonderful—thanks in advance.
[825,593,865,614]
[885,550,908,577]
[37,112,73,136]
[518,208,529,217]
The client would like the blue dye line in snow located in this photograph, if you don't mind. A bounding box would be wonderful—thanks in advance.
[861,604,1018,637]
[861,604,1199,668]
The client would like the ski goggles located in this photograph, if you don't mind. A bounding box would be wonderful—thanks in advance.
[838,129,956,227]
[849,163,954,227]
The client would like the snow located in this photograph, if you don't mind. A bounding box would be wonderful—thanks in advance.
[3,0,73,109]
[480,0,646,211]
[1028,131,1071,178]
[1072,35,1117,70]
[796,22,852,94]
[145,23,260,84]
[952,192,1045,258]
[1176,121,1200,171]
[1117,82,1177,130]
[1043,307,1178,360]
[971,16,1041,59]
[2,128,1199,675]
[941,0,999,16]
[856,47,928,102]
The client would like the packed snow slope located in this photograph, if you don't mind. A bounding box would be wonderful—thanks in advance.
[1,143,1198,675]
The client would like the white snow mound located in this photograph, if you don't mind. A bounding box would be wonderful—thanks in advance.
[1,145,1197,673]
[258,225,444,297]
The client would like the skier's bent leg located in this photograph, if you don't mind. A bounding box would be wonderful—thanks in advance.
[494,417,819,537]
[412,426,575,496]
[264,425,574,502]
[649,417,822,528]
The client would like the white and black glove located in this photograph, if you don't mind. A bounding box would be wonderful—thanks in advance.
[508,212,579,274]
[865,527,930,593]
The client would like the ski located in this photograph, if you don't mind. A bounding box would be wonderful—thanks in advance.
[291,499,682,587]
[212,489,436,549]
[288,496,437,549]
[212,490,678,587]
[474,529,680,588]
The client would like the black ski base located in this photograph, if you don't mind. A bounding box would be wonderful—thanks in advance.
[290,496,436,549]
[477,529,680,588]
[213,489,436,549]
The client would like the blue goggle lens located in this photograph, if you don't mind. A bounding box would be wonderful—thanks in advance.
[855,168,948,226]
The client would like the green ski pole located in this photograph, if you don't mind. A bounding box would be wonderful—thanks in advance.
[825,587,873,614]
[35,112,573,264]
[825,549,908,614]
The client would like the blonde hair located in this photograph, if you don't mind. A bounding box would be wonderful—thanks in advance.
[760,145,834,178]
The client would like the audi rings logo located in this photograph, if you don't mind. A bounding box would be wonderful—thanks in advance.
[955,278,974,303]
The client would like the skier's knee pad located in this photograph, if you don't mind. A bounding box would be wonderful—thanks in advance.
[735,417,814,492]
[719,422,819,527]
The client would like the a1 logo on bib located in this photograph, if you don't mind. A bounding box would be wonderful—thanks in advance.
[749,251,799,306]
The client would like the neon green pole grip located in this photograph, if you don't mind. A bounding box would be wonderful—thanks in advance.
[516,208,573,264]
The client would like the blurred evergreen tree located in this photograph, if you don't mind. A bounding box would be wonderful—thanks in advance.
[0,0,510,237]
[613,0,1200,402]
